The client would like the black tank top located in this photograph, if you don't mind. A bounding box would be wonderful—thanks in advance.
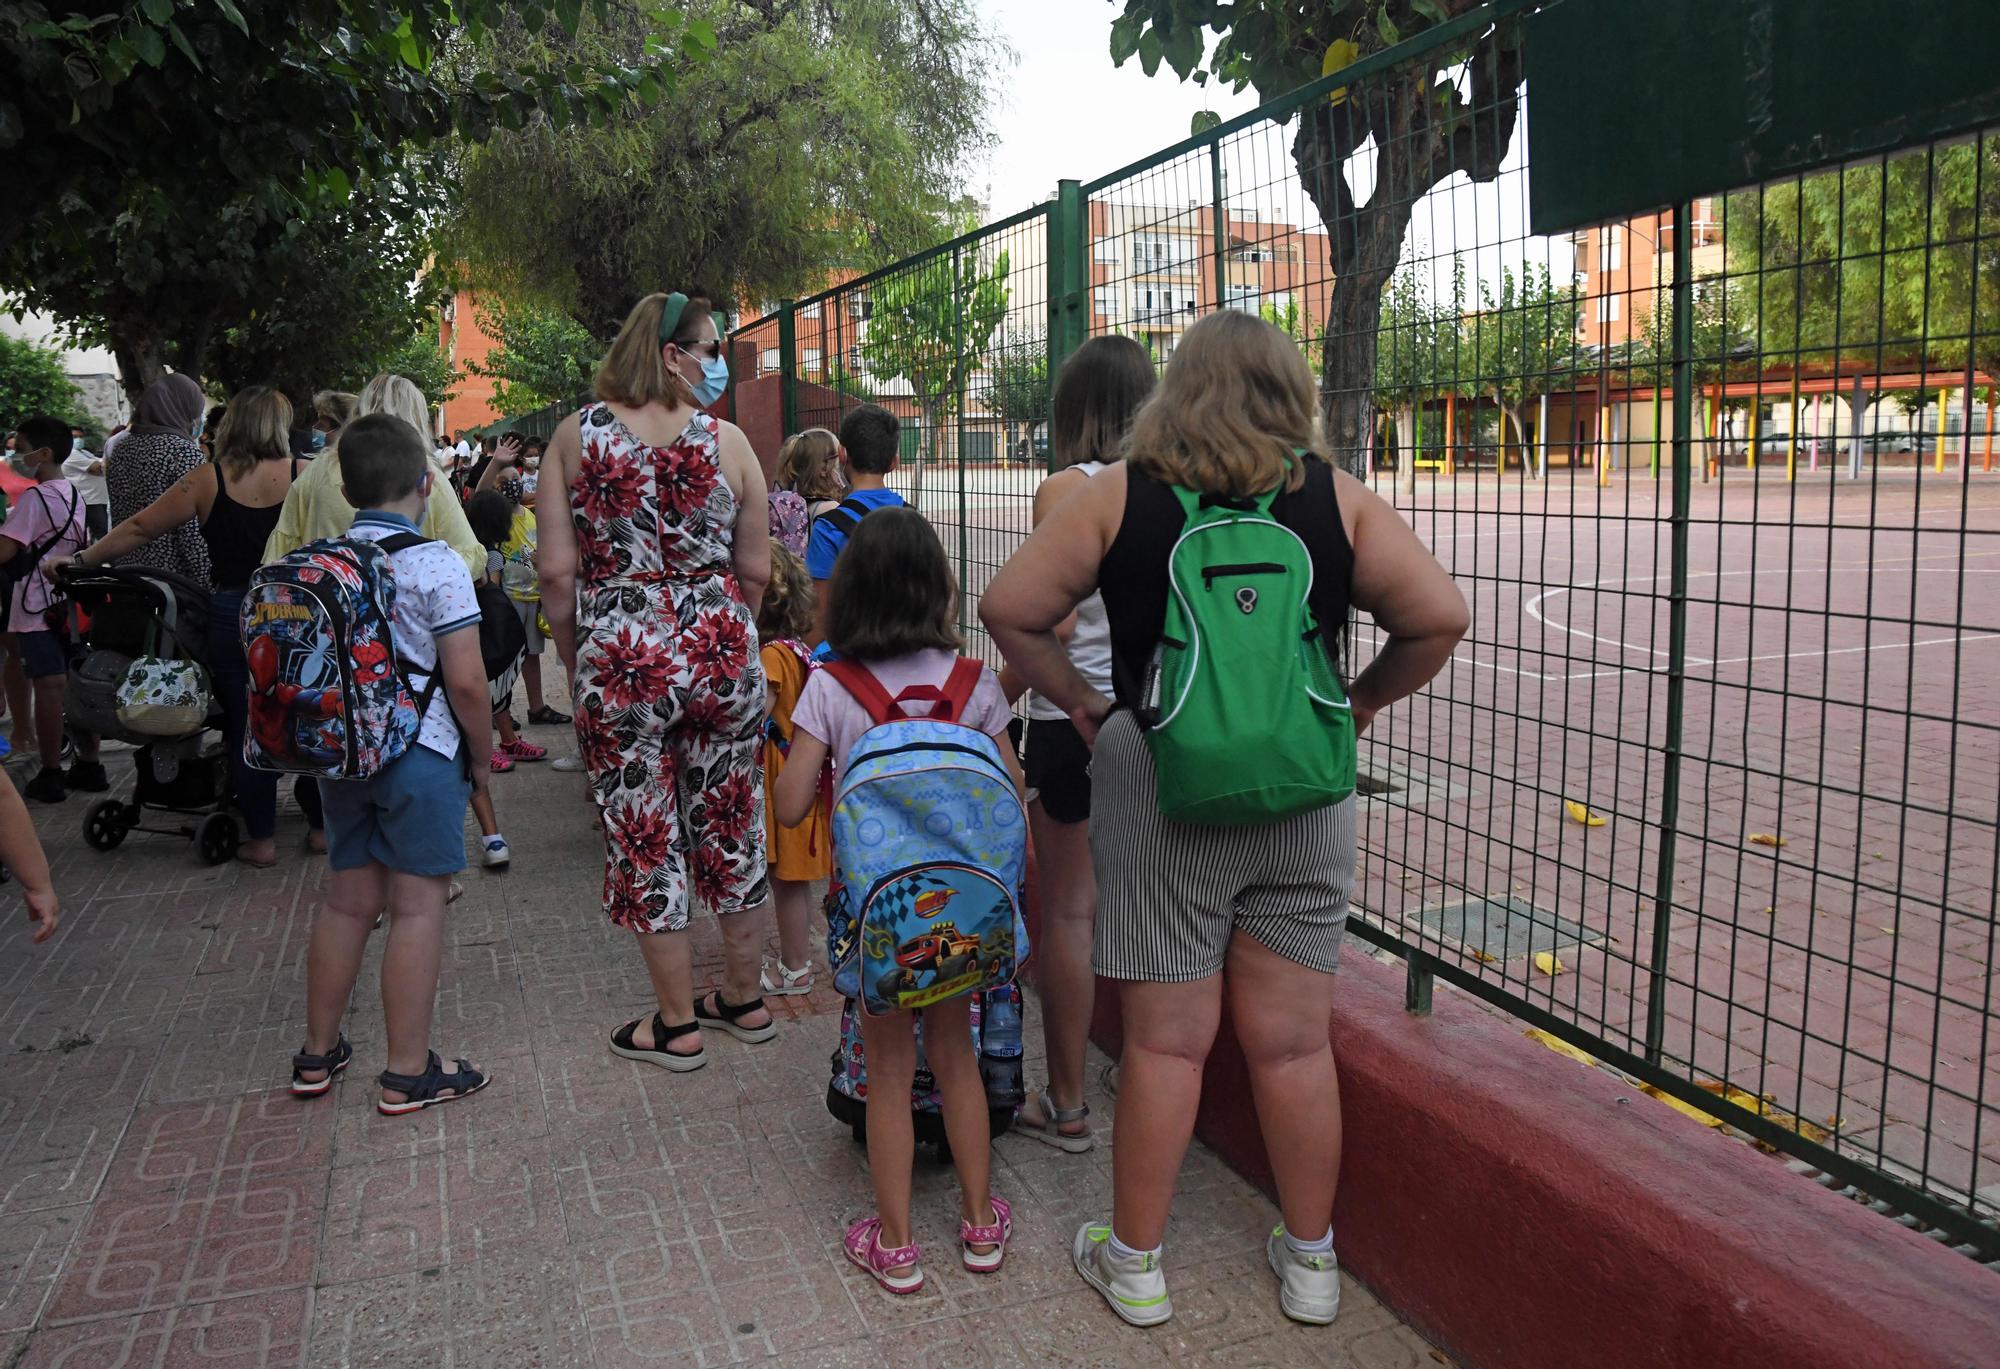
[201,459,295,590]
[1098,460,1356,710]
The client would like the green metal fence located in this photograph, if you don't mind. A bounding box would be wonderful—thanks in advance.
[733,1,2000,1260]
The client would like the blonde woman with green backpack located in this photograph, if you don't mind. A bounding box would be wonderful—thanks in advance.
[982,309,1467,1329]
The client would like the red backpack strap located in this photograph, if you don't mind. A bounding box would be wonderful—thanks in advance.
[938,657,984,723]
[820,658,901,725]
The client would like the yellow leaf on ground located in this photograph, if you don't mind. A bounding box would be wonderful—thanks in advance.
[1470,948,1498,964]
[1748,833,1787,847]
[1636,1082,1728,1128]
[1533,951,1564,977]
[1524,1028,1598,1068]
[1564,800,1608,827]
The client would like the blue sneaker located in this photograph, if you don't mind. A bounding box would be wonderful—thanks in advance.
[0,735,13,760]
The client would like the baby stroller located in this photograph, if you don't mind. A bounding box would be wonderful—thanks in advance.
[57,564,242,865]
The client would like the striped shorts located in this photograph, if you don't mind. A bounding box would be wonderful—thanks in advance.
[1089,711,1355,982]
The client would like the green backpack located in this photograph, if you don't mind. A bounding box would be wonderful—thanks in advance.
[1135,482,1356,825]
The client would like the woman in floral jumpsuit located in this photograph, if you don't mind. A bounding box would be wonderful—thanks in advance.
[537,290,778,1071]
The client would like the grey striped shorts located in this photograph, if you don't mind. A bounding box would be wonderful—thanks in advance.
[1089,711,1355,982]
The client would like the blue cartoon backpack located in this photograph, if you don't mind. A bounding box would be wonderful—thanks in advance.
[240,534,438,779]
[821,657,1027,1016]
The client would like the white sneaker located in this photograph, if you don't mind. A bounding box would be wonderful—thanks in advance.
[759,957,814,995]
[552,755,584,772]
[1072,1222,1171,1327]
[1266,1227,1341,1324]
[483,835,512,869]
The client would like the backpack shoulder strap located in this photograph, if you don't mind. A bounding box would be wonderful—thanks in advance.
[813,495,873,541]
[820,657,901,725]
[936,657,984,723]
[375,531,434,555]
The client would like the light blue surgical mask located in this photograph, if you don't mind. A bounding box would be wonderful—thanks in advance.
[192,417,205,440]
[693,352,729,407]
[309,429,327,452]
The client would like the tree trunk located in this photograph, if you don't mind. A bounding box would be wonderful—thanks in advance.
[1293,30,1524,478]
[111,327,169,404]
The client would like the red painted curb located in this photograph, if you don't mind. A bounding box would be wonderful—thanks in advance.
[1088,954,2000,1369]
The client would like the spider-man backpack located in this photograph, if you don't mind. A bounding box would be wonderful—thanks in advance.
[240,534,439,779]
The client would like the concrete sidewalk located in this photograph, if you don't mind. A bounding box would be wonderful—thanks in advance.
[0,728,1439,1368]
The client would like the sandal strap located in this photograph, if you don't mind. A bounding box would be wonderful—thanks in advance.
[292,1035,349,1073]
[704,991,768,1022]
[1038,1089,1090,1126]
[962,1195,1011,1245]
[612,1013,701,1051]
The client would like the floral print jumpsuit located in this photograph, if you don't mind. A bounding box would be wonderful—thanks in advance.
[571,406,769,933]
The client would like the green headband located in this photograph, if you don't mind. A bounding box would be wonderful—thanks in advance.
[657,291,691,345]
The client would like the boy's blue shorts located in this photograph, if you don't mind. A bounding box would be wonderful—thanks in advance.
[319,744,470,876]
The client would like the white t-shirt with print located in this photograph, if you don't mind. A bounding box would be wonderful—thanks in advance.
[346,512,481,759]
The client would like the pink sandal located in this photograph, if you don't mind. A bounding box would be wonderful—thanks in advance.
[500,737,547,762]
[844,1217,923,1295]
[961,1194,1012,1272]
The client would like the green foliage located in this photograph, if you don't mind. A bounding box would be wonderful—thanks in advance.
[1110,0,1526,471]
[0,3,708,398]
[861,244,1012,497]
[1372,262,1462,400]
[1725,137,2000,376]
[1461,263,1582,453]
[986,334,1049,432]
[0,332,85,431]
[823,363,876,404]
[449,0,1003,336]
[465,301,600,413]
[207,167,443,403]
[380,334,461,410]
[1257,297,1321,377]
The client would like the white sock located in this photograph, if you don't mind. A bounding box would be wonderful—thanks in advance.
[1108,1232,1159,1262]
[1284,1225,1334,1256]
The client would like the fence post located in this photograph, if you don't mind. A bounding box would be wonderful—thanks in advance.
[777,299,797,438]
[1643,203,1696,1066]
[1210,142,1227,313]
[1047,179,1088,471]
[953,245,970,633]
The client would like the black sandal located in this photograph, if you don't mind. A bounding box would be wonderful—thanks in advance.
[609,1012,707,1072]
[693,991,779,1044]
[291,1034,352,1097]
[527,706,572,725]
[376,1051,489,1115]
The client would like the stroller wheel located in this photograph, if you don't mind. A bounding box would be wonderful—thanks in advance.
[83,798,130,851]
[196,811,241,866]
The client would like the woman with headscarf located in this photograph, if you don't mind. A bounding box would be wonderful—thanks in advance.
[107,374,211,583]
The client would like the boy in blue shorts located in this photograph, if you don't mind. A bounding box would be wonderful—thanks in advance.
[288,414,496,1115]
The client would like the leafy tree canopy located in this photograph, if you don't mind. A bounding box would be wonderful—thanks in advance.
[379,332,461,410]
[465,299,601,413]
[448,0,1004,336]
[0,332,86,432]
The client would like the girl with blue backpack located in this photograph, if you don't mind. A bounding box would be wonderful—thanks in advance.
[773,505,1023,1296]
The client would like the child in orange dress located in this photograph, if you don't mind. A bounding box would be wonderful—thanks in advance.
[758,545,832,994]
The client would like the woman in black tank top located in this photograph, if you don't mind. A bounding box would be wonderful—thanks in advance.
[59,386,322,867]
[981,311,1468,1326]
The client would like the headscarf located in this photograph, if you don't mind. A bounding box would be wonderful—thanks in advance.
[131,374,206,438]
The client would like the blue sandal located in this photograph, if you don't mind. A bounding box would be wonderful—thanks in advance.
[291,1034,352,1097]
[376,1051,489,1116]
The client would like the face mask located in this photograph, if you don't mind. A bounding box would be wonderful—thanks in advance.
[693,352,729,407]
[525,458,540,472]
[309,429,327,453]
[192,417,205,440]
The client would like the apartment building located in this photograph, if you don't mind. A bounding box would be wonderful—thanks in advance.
[1569,199,1725,349]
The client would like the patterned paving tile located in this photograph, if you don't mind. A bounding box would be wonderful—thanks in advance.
[102,1091,333,1197]
[0,1205,86,1334]
[308,1241,587,1368]
[16,1288,312,1368]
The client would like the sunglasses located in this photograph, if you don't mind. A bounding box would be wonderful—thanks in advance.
[672,338,723,361]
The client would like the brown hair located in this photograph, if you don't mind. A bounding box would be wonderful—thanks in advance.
[776,428,843,501]
[1052,335,1155,470]
[758,544,816,640]
[826,506,960,660]
[595,291,716,410]
[1126,310,1327,497]
[312,389,360,433]
[215,386,294,478]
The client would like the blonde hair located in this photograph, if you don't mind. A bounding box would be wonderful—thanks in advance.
[313,390,360,432]
[596,291,716,410]
[214,386,293,478]
[776,428,843,501]
[758,545,816,640]
[357,374,432,439]
[1126,311,1327,497]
